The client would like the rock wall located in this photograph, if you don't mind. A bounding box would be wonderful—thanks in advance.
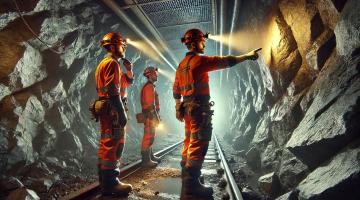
[225,0,360,199]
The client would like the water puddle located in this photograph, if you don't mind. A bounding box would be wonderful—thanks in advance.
[147,177,182,195]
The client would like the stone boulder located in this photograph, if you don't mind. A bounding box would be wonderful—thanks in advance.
[260,141,281,171]
[296,144,360,200]
[258,172,281,198]
[286,55,360,168]
[267,11,302,95]
[305,29,336,71]
[335,0,360,57]
[279,0,323,57]
[275,190,299,200]
[245,147,261,171]
[279,149,308,191]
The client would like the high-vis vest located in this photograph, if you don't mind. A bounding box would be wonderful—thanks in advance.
[95,56,122,97]
[141,82,160,112]
[173,52,234,100]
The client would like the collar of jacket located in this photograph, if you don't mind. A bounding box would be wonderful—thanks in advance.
[106,54,120,64]
[146,81,156,87]
[186,52,199,56]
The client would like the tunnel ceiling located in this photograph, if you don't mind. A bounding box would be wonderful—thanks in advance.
[117,0,217,62]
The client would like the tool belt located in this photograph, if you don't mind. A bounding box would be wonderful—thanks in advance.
[182,99,214,141]
[89,97,119,124]
[89,97,111,122]
[136,107,160,124]
[121,97,128,112]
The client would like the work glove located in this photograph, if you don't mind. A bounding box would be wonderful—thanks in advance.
[246,48,261,60]
[175,102,184,122]
[122,58,132,71]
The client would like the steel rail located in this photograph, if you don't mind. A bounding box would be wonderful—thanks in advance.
[61,140,183,200]
[214,134,244,200]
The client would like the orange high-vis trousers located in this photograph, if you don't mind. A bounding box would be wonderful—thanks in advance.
[141,118,157,152]
[98,111,126,170]
[180,112,210,170]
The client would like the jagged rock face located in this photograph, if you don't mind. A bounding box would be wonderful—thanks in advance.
[226,0,360,199]
[0,0,180,197]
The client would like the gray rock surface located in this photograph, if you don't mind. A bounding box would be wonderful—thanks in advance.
[279,149,308,190]
[286,55,360,168]
[296,144,360,200]
[258,172,281,198]
[335,0,360,57]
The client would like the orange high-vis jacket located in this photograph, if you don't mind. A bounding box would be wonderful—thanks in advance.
[95,56,122,97]
[173,52,236,100]
[120,70,134,98]
[141,82,160,112]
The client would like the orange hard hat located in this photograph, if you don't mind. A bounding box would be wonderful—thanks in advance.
[143,66,158,77]
[100,32,127,47]
[181,29,209,45]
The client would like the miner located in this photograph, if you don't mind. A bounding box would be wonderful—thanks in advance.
[94,32,133,196]
[139,66,161,167]
[173,28,260,197]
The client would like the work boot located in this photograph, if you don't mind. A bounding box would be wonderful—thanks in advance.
[141,150,158,168]
[150,148,161,163]
[101,168,132,196]
[182,168,213,197]
[102,181,132,196]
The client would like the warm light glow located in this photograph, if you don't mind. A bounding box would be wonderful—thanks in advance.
[208,31,262,53]
[157,68,175,81]
[208,16,281,66]
[263,17,281,65]
[157,122,164,130]
[156,122,168,135]
[126,39,163,64]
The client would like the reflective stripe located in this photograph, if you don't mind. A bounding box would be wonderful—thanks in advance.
[97,84,120,93]
[120,87,126,93]
[179,82,209,91]
[98,158,119,168]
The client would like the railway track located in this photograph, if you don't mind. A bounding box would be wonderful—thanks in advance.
[61,135,244,200]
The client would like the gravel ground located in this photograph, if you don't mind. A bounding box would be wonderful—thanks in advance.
[39,132,183,200]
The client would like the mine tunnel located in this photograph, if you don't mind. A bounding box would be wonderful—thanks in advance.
[0,0,359,199]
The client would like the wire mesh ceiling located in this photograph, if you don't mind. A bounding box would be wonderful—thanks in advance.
[132,0,216,57]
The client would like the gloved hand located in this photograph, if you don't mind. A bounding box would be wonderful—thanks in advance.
[246,48,261,60]
[122,58,132,71]
[175,102,184,122]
